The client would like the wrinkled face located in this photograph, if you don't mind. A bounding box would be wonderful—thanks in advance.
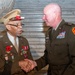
[6,20,23,37]
[42,7,56,27]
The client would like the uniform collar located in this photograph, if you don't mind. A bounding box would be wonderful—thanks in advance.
[7,32,19,45]
[53,20,62,30]
[53,20,65,31]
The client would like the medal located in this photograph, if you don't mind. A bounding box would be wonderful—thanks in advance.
[10,53,14,62]
[5,54,8,63]
[20,46,28,58]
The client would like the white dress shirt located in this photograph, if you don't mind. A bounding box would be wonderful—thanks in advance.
[7,32,19,47]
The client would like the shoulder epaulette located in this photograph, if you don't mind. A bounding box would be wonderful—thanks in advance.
[66,22,75,26]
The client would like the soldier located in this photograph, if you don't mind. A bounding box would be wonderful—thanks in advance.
[19,3,75,75]
[0,9,35,75]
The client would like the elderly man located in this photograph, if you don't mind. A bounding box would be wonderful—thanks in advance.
[19,3,75,75]
[0,9,35,75]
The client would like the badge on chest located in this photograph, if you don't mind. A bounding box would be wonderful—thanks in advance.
[4,45,29,63]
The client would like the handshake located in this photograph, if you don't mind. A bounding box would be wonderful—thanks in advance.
[19,59,37,72]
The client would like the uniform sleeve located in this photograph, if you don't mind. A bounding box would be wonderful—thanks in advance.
[35,49,48,70]
[35,29,50,70]
[63,27,75,75]
[0,41,5,72]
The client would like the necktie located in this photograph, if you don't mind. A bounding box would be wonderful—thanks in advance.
[14,37,18,52]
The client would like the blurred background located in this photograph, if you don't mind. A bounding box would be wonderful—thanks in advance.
[0,0,75,75]
[0,0,15,17]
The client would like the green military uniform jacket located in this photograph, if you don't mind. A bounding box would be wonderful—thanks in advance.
[0,31,35,75]
[35,20,75,75]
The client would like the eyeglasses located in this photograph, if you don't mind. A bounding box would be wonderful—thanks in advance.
[7,23,24,27]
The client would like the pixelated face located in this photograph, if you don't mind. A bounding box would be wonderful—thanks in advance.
[42,7,57,27]
[6,20,24,37]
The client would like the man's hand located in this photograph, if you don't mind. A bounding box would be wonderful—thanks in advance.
[19,59,37,72]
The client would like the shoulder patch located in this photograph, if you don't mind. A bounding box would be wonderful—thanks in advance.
[67,22,75,26]
[72,27,75,34]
